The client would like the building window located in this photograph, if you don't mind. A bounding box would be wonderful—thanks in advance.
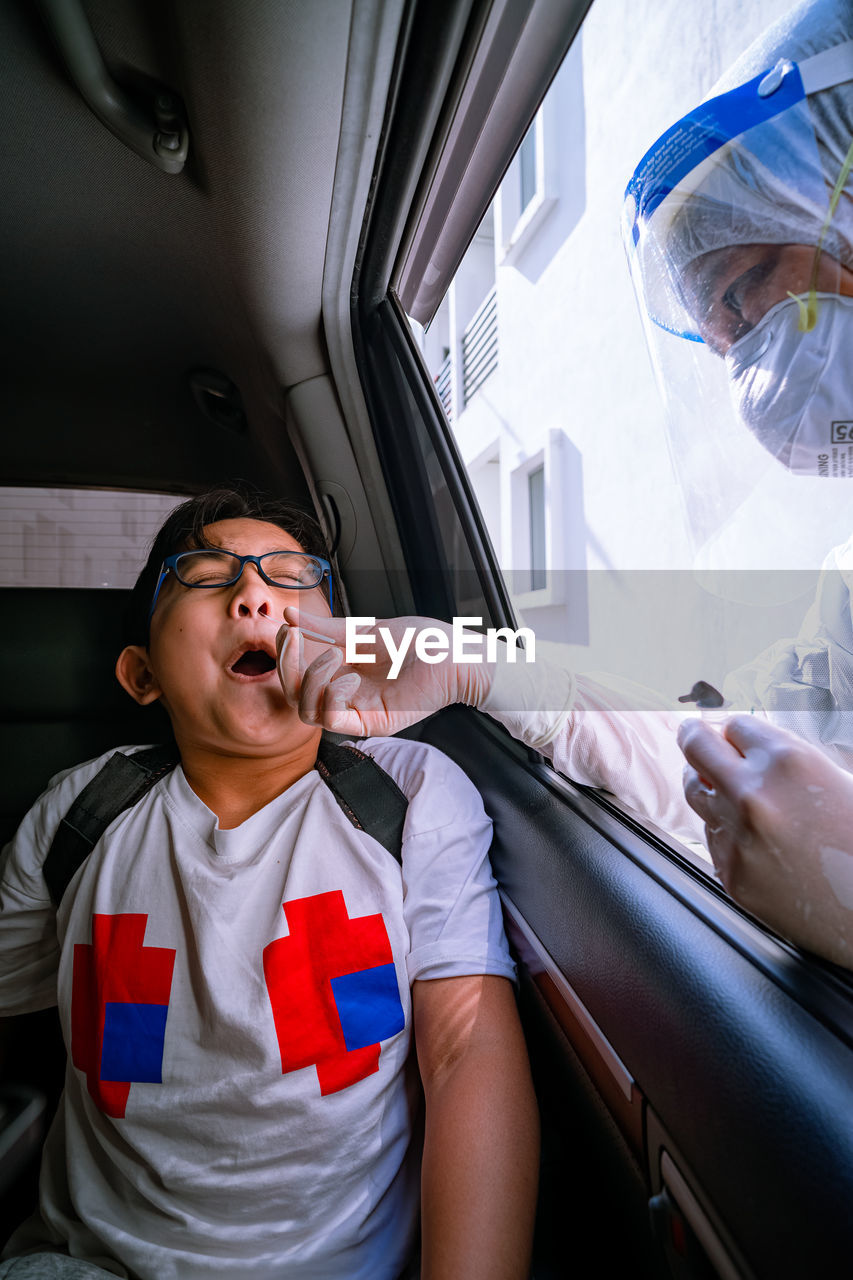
[435,349,453,419]
[461,286,498,407]
[497,110,552,263]
[518,123,537,215]
[495,35,585,270]
[528,464,546,591]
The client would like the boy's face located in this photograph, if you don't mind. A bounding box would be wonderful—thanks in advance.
[120,517,332,758]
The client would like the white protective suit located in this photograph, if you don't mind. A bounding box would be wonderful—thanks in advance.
[479,534,853,848]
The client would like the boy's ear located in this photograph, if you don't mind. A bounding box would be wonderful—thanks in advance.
[115,646,163,705]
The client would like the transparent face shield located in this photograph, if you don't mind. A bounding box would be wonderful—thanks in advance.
[622,44,853,588]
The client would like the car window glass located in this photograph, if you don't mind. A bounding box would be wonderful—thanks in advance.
[1,487,185,588]
[412,0,852,868]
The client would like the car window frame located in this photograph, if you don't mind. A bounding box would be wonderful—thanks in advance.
[349,0,853,1012]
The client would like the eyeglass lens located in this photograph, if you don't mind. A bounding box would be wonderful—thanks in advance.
[175,550,324,588]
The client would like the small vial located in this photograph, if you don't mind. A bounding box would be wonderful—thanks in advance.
[677,680,729,727]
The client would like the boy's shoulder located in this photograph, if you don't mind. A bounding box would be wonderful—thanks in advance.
[44,744,163,797]
[4,745,159,889]
[348,735,485,815]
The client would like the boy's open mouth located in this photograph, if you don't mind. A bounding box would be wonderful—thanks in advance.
[229,649,277,677]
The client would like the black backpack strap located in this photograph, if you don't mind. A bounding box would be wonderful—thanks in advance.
[43,744,178,907]
[315,739,408,865]
[43,738,409,908]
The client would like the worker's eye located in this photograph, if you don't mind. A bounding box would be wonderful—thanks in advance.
[721,253,779,319]
[722,269,753,317]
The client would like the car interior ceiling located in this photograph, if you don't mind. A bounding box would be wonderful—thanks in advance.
[3,0,353,497]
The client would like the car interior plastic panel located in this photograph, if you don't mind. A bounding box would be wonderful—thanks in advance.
[0,0,349,503]
[411,707,853,1277]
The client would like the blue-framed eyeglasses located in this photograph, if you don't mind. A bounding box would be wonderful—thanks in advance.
[148,548,333,623]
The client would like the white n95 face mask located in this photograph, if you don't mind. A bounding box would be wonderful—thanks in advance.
[725,293,853,476]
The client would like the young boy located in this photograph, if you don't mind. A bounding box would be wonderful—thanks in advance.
[0,488,538,1280]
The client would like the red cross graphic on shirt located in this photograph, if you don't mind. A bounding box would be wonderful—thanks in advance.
[263,890,403,1096]
[71,913,175,1118]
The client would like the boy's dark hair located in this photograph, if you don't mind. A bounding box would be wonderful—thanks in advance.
[126,485,335,645]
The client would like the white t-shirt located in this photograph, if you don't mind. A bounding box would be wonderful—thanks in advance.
[0,737,514,1280]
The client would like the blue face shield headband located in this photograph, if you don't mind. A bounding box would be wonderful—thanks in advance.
[622,40,853,343]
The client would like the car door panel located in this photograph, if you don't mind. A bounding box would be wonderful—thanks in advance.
[409,706,853,1276]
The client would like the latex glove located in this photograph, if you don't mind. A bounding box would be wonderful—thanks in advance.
[679,714,853,968]
[276,609,491,738]
[276,609,700,842]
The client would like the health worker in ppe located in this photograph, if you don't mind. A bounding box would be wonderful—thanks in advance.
[623,0,853,484]
[274,0,853,970]
[623,0,853,793]
[621,0,853,967]
[274,599,853,972]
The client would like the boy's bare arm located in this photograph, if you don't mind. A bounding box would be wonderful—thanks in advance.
[413,974,539,1280]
